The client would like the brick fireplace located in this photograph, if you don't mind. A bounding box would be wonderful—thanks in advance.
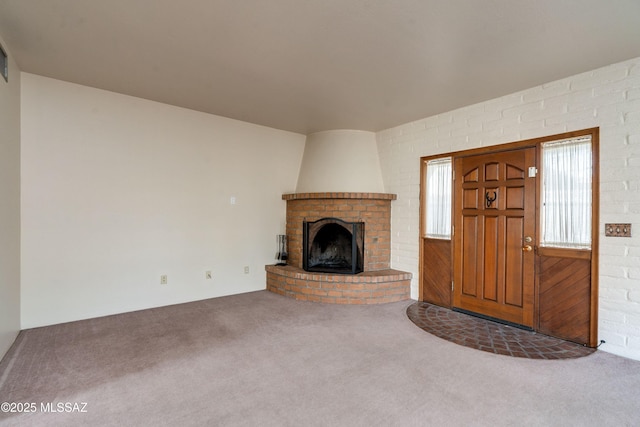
[266,192,411,304]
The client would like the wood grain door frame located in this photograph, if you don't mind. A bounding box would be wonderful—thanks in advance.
[419,128,599,346]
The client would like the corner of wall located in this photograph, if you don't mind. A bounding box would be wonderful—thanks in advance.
[0,32,21,359]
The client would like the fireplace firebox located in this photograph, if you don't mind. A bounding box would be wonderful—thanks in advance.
[303,218,364,274]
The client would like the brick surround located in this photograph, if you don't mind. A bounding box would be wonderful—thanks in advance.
[266,192,411,304]
[283,192,396,271]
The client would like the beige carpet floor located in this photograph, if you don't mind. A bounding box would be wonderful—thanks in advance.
[1,290,639,426]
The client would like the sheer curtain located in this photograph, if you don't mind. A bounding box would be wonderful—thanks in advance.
[541,137,592,248]
[425,158,452,239]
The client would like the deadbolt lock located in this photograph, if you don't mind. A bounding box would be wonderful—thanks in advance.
[524,236,533,243]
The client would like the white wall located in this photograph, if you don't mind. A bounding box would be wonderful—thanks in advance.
[0,35,21,358]
[296,130,384,192]
[377,57,640,361]
[21,73,305,328]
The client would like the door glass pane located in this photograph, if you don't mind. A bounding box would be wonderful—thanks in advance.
[541,137,592,249]
[425,158,452,239]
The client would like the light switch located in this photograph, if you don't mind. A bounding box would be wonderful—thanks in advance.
[605,223,632,237]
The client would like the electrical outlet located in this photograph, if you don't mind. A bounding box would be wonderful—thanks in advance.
[244,266,250,274]
[206,271,212,280]
[160,275,168,285]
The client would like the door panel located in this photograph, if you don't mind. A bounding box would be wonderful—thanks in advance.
[505,216,524,306]
[538,252,591,345]
[483,215,499,301]
[453,148,536,327]
[421,239,452,307]
[462,215,478,297]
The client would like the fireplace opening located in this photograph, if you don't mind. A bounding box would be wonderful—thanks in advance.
[303,218,364,274]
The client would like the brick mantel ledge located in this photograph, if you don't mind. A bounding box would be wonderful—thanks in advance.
[282,192,397,201]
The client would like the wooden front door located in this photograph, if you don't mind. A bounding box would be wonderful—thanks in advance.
[453,148,536,327]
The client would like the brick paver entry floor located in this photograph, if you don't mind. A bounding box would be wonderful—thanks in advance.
[407,302,596,359]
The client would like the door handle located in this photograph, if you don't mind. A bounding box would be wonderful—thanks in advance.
[522,245,533,252]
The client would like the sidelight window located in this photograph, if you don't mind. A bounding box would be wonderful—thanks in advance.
[424,157,452,239]
[540,136,592,249]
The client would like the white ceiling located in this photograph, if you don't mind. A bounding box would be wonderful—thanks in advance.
[1,0,640,135]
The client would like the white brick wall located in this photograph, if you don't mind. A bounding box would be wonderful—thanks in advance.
[377,57,640,361]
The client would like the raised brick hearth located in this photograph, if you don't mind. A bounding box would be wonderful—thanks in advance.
[266,192,411,304]
[266,265,411,304]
